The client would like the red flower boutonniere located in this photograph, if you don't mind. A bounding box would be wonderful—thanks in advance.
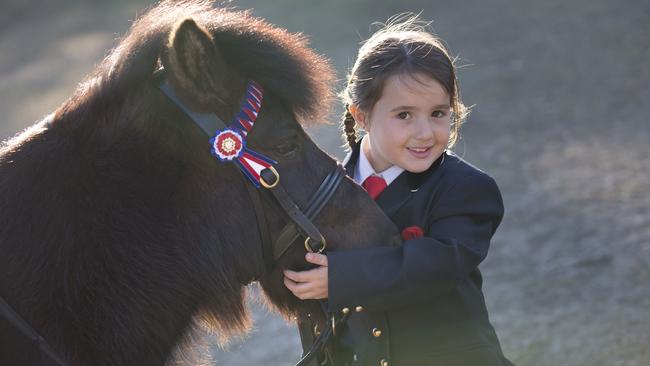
[401,226,424,240]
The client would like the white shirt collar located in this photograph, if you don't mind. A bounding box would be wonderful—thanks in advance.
[353,142,404,186]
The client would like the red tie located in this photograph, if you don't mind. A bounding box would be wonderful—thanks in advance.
[362,175,387,200]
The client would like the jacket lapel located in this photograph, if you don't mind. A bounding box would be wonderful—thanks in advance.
[343,141,412,217]
[374,153,445,218]
[342,139,445,218]
[342,142,360,178]
[375,171,413,218]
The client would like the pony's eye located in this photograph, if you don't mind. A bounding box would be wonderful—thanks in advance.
[274,141,299,157]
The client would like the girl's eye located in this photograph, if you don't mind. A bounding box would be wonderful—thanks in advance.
[432,110,446,118]
[397,111,411,120]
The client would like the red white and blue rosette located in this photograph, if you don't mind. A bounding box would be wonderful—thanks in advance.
[210,128,245,161]
[208,80,277,188]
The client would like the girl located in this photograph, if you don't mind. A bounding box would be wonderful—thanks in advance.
[284,16,513,366]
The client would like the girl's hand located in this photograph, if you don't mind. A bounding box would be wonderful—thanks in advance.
[283,253,328,300]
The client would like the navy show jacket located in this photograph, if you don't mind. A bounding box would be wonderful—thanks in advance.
[299,143,514,366]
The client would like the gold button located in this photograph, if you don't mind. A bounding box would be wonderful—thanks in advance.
[380,359,388,366]
[355,305,364,312]
[342,307,350,315]
[372,328,382,337]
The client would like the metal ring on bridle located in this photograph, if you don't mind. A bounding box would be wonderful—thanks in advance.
[304,237,326,253]
[260,166,280,189]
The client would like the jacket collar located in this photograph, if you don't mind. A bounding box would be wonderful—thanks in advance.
[342,139,445,215]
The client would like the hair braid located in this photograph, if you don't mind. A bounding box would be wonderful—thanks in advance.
[342,106,358,150]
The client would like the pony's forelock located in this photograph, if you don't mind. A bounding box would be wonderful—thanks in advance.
[78,0,334,125]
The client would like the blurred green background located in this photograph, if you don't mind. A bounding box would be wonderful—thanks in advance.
[1,0,649,365]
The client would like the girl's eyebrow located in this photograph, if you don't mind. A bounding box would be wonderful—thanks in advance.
[389,104,451,112]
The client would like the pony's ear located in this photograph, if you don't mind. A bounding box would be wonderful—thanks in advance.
[162,18,230,110]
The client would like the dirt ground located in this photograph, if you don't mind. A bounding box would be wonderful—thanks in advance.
[1,0,649,365]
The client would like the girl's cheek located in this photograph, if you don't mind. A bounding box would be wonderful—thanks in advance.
[388,119,408,133]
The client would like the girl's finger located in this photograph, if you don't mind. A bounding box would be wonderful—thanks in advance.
[284,278,315,299]
[285,277,307,296]
[283,269,306,282]
[284,277,298,290]
[305,253,328,266]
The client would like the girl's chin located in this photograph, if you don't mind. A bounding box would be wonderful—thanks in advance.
[401,150,442,173]
[402,160,433,173]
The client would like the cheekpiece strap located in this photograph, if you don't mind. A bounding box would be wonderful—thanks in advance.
[158,75,277,188]
[208,80,277,187]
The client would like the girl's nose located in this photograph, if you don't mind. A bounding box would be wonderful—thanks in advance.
[414,117,435,140]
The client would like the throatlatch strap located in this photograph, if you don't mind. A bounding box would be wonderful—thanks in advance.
[157,78,227,134]
[0,297,68,366]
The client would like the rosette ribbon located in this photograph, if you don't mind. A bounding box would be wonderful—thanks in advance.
[208,80,278,188]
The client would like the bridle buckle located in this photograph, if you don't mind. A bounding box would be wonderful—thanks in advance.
[304,237,326,254]
[260,166,280,189]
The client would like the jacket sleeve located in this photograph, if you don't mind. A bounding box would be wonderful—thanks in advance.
[327,172,504,313]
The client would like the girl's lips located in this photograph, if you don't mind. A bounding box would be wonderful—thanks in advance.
[406,146,432,158]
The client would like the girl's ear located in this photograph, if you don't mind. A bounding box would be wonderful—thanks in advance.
[348,104,368,130]
[161,18,230,110]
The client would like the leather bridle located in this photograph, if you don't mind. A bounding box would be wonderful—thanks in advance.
[156,72,346,276]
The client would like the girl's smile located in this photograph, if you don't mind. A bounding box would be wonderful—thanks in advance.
[407,146,433,159]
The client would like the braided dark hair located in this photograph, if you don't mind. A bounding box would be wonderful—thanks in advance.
[342,105,358,150]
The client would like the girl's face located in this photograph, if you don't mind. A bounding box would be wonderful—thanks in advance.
[352,73,452,173]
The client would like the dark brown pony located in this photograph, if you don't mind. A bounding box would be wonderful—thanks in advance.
[0,1,399,365]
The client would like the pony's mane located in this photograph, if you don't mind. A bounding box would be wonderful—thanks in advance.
[76,0,334,125]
